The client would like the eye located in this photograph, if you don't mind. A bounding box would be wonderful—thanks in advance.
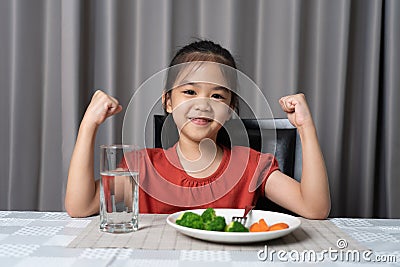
[211,94,226,100]
[183,90,196,95]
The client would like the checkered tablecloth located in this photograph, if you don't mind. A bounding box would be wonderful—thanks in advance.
[0,211,399,266]
[68,215,366,252]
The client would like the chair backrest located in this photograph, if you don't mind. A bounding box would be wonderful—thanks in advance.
[153,115,302,213]
[154,115,301,178]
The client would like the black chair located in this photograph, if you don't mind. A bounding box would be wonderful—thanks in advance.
[153,115,302,214]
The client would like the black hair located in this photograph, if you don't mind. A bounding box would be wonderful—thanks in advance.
[169,40,237,69]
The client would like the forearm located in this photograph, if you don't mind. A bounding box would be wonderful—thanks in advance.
[65,120,99,217]
[298,124,331,219]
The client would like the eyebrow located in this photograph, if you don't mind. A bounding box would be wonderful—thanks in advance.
[182,82,230,93]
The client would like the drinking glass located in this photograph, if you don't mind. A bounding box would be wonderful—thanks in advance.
[99,145,139,233]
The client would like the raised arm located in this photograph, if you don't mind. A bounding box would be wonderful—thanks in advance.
[264,93,331,219]
[65,90,122,217]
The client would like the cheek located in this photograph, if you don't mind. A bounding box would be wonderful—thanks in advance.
[212,102,231,122]
[171,100,191,129]
[172,113,185,130]
[171,99,192,114]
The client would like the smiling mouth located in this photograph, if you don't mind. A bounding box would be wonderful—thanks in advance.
[189,117,213,125]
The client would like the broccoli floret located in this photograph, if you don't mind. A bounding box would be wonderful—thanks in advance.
[201,208,216,223]
[224,221,249,232]
[176,212,204,230]
[204,216,226,231]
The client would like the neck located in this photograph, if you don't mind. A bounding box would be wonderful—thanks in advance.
[177,137,222,174]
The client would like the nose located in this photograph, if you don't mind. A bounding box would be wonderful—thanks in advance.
[193,98,211,111]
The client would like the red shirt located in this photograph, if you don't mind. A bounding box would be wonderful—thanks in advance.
[135,145,279,214]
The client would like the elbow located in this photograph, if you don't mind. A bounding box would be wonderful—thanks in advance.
[65,207,82,218]
[65,199,90,218]
[272,193,331,220]
[305,210,330,220]
[65,206,92,218]
[301,193,331,219]
[302,203,331,220]
[65,202,80,218]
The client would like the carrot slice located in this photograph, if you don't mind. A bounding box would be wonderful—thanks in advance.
[249,223,262,232]
[259,219,269,230]
[268,222,289,231]
[250,219,269,232]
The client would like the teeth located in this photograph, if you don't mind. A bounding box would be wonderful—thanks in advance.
[189,117,213,122]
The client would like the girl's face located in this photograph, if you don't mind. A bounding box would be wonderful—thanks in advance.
[165,82,232,143]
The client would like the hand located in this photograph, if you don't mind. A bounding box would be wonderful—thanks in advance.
[82,90,122,127]
[279,93,314,129]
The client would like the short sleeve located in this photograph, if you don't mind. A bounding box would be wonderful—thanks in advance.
[260,156,279,196]
[257,154,280,197]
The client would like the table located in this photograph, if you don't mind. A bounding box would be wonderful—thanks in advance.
[0,211,399,266]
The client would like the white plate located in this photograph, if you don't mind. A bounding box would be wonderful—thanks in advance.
[166,208,301,244]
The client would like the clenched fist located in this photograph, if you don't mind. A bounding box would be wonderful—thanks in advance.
[279,93,314,130]
[82,90,123,127]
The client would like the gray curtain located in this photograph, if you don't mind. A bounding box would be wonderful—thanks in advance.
[0,0,399,218]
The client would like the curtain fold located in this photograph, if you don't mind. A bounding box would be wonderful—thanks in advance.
[0,0,61,210]
[61,0,82,211]
[38,0,62,210]
[9,0,44,210]
[0,0,398,217]
[381,0,400,218]
[339,0,383,217]
[0,0,12,208]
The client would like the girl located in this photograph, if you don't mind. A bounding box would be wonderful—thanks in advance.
[65,40,330,219]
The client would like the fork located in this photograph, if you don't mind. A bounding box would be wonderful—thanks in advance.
[232,205,255,225]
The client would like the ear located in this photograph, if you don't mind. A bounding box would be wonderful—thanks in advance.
[162,92,173,113]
